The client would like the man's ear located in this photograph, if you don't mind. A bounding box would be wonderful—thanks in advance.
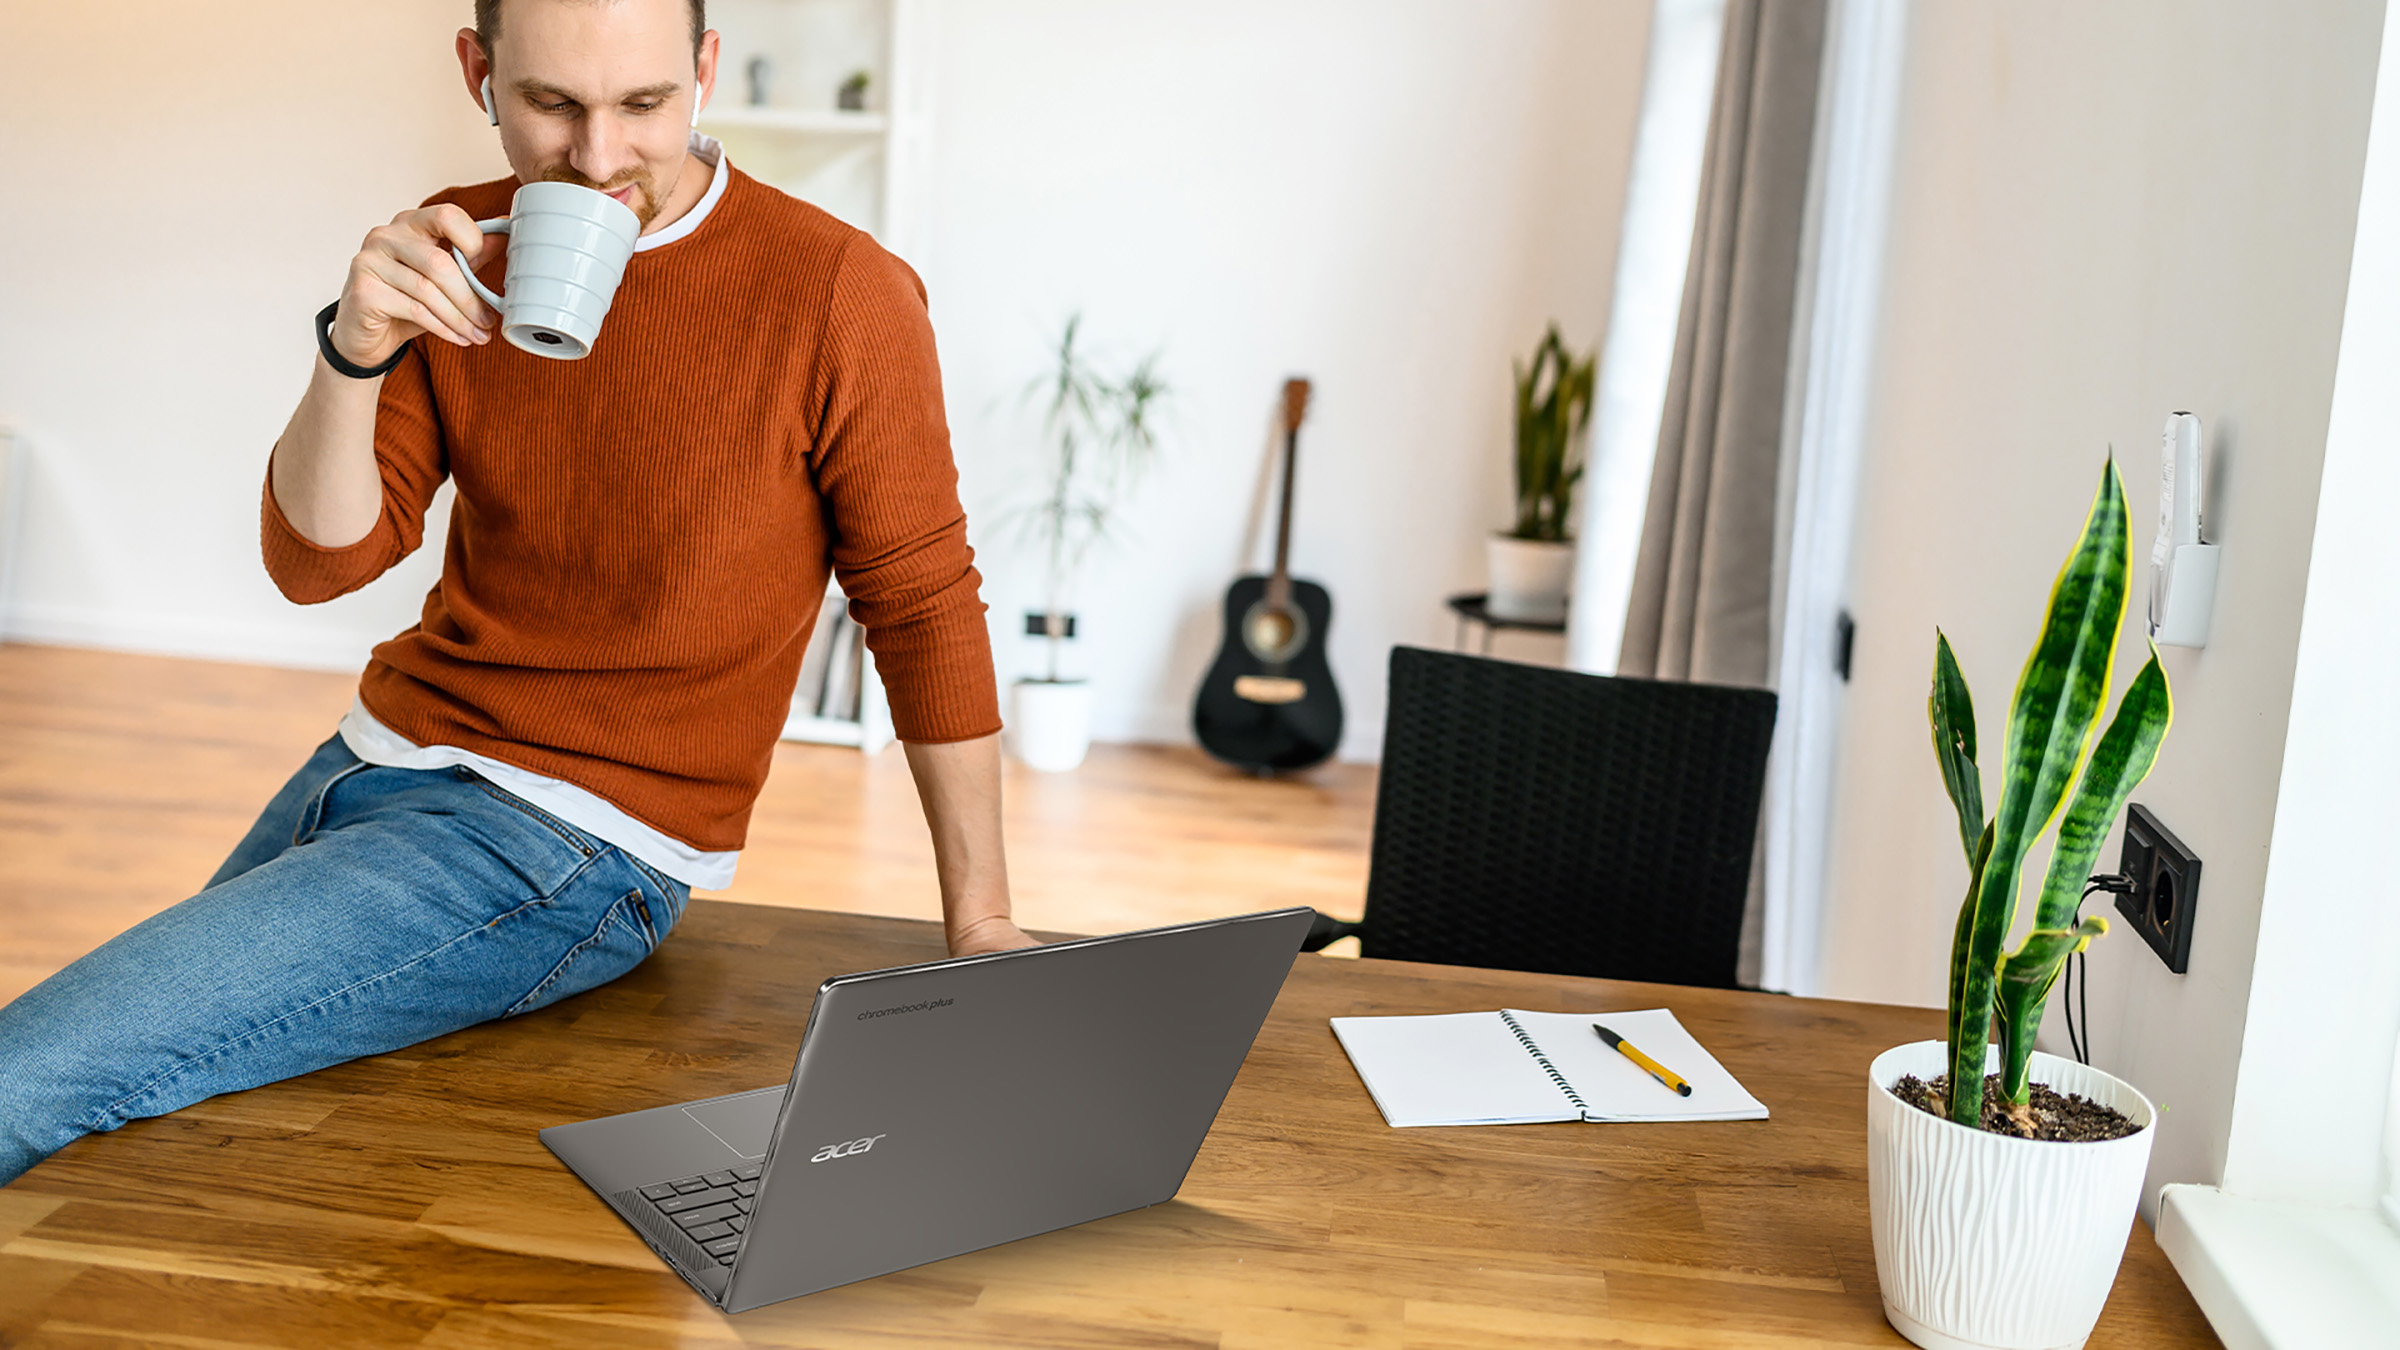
[455,29,495,125]
[692,29,721,127]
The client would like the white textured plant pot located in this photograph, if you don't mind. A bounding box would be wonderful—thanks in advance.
[1485,536,1574,622]
[1008,679,1093,773]
[1868,1040,2157,1350]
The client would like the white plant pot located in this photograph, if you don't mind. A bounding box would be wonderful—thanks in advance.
[1485,535,1574,623]
[1008,679,1093,773]
[1867,1040,2157,1350]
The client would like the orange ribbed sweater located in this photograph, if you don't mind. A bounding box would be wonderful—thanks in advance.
[262,166,999,852]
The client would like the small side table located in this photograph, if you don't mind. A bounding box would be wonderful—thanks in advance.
[1446,593,1567,654]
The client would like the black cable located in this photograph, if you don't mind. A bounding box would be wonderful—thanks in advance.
[2063,936,2082,1065]
[2067,874,2137,1066]
[2076,945,2090,1064]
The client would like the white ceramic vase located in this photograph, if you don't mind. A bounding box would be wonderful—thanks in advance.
[1867,1040,2158,1350]
[1008,679,1093,773]
[1485,535,1574,623]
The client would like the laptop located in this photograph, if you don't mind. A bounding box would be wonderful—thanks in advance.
[540,906,1314,1312]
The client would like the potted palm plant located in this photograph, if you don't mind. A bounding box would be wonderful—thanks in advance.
[1867,458,2173,1350]
[1486,323,1594,621]
[1001,315,1168,772]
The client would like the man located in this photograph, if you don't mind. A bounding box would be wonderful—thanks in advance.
[0,0,1028,1186]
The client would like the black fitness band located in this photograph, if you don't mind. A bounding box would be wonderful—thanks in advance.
[314,301,412,380]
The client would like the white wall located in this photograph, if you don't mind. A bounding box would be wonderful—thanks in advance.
[923,0,1650,756]
[0,2,508,669]
[0,1,1654,763]
[1818,0,2387,1219]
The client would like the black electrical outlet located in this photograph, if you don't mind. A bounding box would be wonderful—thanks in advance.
[1024,612,1077,638]
[2115,803,2200,973]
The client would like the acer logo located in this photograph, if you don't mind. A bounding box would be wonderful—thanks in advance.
[810,1133,887,1163]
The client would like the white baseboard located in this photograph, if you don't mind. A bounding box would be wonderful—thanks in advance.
[1115,699,1382,765]
[1119,702,1196,747]
[0,600,378,673]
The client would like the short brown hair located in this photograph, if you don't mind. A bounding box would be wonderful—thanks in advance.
[475,0,706,59]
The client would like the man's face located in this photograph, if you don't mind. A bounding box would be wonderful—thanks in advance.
[472,0,715,230]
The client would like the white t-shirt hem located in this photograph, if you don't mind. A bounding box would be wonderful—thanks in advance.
[336,697,739,890]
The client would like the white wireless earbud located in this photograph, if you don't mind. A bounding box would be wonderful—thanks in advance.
[482,75,499,126]
[691,87,705,128]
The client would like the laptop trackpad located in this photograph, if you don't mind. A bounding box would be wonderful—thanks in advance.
[682,1088,781,1160]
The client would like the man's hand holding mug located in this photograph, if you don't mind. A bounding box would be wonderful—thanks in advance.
[330,204,506,369]
[331,184,643,368]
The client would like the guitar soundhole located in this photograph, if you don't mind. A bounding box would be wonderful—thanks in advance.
[1242,600,1308,665]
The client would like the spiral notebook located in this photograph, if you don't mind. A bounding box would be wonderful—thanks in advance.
[1330,1007,1768,1127]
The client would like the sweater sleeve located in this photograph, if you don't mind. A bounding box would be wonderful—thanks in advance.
[810,237,1002,744]
[260,341,450,604]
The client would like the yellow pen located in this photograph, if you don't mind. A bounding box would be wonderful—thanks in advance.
[1594,1023,1692,1097]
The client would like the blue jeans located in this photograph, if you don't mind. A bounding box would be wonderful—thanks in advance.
[0,736,688,1185]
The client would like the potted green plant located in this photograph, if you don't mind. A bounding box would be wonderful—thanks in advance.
[837,69,870,112]
[1867,458,2174,1350]
[1001,315,1168,772]
[1486,323,1594,622]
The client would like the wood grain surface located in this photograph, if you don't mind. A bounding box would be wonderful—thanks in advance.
[1,902,2219,1348]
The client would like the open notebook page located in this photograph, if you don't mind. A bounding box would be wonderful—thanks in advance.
[1507,1008,1768,1122]
[1330,1011,1581,1127]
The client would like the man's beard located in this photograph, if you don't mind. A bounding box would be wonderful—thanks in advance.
[539,163,665,229]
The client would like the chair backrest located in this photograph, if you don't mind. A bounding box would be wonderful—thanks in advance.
[1360,646,1777,988]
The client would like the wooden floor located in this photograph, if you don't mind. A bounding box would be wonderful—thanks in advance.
[0,643,1376,1008]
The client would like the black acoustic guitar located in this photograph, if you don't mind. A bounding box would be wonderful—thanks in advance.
[1194,379,1343,772]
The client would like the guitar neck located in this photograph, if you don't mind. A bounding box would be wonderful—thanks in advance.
[1267,377,1311,607]
[1268,424,1298,601]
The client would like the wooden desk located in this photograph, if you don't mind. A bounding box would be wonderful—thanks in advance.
[0,902,2218,1347]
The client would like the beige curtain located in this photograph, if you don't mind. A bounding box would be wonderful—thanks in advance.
[1619,0,1827,687]
[1619,0,1826,986]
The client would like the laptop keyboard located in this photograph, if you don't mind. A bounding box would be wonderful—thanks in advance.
[635,1164,764,1265]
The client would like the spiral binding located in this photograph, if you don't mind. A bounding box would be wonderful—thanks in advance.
[1498,1010,1588,1116]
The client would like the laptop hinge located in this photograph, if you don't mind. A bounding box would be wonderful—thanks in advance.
[609,1187,730,1302]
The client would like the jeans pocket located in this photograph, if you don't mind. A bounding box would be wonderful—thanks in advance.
[291,758,374,846]
[620,855,690,938]
[460,773,600,858]
[503,889,659,1019]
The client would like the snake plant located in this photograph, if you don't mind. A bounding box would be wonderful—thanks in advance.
[1929,459,2173,1131]
[1508,324,1595,542]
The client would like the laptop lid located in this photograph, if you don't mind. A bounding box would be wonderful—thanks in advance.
[720,906,1313,1312]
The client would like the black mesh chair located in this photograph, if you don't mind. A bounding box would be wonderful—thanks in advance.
[1305,646,1777,988]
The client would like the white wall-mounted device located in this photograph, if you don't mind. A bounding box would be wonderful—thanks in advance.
[2148,411,2220,647]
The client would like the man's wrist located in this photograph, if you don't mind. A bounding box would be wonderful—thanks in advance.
[315,301,409,380]
[948,909,1015,943]
[948,910,1033,955]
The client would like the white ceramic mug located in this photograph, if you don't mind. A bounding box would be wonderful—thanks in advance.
[449,181,643,360]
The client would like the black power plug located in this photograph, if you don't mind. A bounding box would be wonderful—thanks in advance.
[2115,804,2201,973]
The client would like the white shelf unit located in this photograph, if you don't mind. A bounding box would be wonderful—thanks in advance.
[701,0,929,254]
[701,106,888,136]
[712,0,928,753]
[782,582,896,754]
